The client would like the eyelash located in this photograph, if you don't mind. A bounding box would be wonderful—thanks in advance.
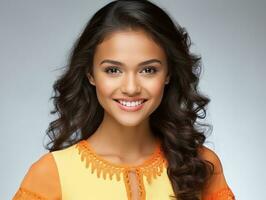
[104,66,158,75]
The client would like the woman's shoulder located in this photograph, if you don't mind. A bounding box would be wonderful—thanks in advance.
[197,145,235,199]
[20,141,80,186]
[13,152,61,200]
[198,145,223,174]
[23,152,59,184]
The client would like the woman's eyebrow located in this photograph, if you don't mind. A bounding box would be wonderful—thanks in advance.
[100,59,162,66]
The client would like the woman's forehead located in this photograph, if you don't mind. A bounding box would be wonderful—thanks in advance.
[93,30,166,64]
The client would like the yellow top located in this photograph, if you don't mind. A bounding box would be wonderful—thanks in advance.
[12,139,235,200]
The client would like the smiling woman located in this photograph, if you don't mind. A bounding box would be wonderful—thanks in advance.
[87,29,169,127]
[13,0,235,200]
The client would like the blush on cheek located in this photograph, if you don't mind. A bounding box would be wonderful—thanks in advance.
[146,81,165,94]
[97,81,114,95]
[143,81,165,109]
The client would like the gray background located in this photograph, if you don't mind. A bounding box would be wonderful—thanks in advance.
[1,0,265,199]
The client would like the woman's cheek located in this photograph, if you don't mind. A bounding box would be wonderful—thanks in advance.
[145,79,166,110]
[146,79,165,95]
[95,81,114,100]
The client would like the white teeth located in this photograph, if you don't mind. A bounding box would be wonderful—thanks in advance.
[118,100,144,107]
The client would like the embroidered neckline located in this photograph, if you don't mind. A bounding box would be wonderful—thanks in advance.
[75,139,168,184]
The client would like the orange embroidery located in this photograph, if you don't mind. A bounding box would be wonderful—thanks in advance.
[75,139,168,200]
[204,187,235,200]
[215,187,235,200]
[13,187,47,200]
[136,168,146,200]
[123,171,132,200]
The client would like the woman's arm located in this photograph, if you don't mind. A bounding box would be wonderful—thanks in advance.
[12,153,61,200]
[199,146,235,200]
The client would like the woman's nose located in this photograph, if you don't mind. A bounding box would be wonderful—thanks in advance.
[121,74,141,95]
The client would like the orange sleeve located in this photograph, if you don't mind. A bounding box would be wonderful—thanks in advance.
[12,152,61,200]
[199,146,235,200]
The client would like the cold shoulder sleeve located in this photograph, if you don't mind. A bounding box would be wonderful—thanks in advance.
[12,152,61,200]
[199,146,235,200]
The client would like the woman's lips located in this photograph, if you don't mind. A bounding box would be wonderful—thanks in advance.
[114,99,146,112]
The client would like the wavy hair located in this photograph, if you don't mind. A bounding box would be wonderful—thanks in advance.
[44,0,214,199]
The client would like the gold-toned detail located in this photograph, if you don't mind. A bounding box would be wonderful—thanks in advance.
[13,187,47,200]
[75,139,168,184]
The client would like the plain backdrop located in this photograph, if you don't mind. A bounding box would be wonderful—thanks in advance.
[1,0,265,199]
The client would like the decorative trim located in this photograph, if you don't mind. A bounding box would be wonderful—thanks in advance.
[136,168,146,200]
[75,139,167,182]
[215,187,235,200]
[204,187,235,200]
[123,170,132,200]
[13,187,47,200]
[75,139,168,200]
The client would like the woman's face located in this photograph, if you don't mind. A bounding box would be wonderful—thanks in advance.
[87,29,169,127]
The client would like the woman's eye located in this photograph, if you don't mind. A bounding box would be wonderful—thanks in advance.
[104,66,158,75]
[142,66,158,74]
[104,66,121,74]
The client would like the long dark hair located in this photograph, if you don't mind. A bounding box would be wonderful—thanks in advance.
[44,0,214,199]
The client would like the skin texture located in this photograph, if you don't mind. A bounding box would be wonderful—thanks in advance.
[87,29,170,163]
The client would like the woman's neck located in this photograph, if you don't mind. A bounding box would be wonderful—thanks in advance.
[86,115,158,161]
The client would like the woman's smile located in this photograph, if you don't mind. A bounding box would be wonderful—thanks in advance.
[114,99,148,112]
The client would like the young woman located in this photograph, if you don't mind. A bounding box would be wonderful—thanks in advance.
[13,0,235,199]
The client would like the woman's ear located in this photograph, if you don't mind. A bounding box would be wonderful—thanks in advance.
[87,73,95,86]
[165,75,170,84]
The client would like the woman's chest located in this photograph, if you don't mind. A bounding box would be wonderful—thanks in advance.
[52,141,175,200]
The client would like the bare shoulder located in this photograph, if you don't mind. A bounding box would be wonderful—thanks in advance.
[197,145,223,174]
